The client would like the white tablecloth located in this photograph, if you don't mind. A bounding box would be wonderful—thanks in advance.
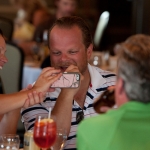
[22,66,42,89]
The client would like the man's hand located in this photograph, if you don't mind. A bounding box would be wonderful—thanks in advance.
[94,86,116,113]
[99,106,111,113]
[21,84,44,108]
[22,82,56,108]
[23,91,45,108]
[60,65,84,96]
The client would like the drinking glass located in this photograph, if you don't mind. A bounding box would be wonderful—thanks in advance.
[101,51,110,66]
[33,116,57,149]
[52,128,67,150]
[57,129,67,150]
[0,134,20,150]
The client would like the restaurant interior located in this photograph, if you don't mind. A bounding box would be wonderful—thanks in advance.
[0,0,150,149]
[1,0,150,50]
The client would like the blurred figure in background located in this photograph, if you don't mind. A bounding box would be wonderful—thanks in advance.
[77,34,150,150]
[55,0,77,18]
[35,0,78,42]
[40,0,78,68]
[19,0,78,61]
[12,0,48,42]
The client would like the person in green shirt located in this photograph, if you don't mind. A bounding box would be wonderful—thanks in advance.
[77,34,150,150]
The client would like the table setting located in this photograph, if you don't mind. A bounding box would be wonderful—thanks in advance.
[0,111,67,150]
[89,51,118,73]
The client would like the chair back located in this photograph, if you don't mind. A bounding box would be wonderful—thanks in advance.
[0,42,24,94]
[94,11,110,48]
[0,16,13,41]
[0,43,25,144]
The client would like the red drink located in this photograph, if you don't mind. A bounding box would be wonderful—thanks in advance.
[33,118,57,148]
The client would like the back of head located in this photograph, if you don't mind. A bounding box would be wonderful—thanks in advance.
[49,16,93,49]
[117,34,150,103]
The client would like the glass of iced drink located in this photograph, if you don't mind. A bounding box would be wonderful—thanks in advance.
[33,116,57,149]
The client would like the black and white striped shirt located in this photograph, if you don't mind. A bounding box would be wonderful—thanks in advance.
[21,64,116,150]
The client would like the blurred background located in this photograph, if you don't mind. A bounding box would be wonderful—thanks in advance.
[1,0,150,146]
[0,0,150,53]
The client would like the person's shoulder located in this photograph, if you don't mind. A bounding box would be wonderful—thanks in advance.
[90,65,116,76]
[95,66,116,78]
[82,107,123,126]
[78,113,111,131]
[100,70,116,85]
[89,65,116,91]
[95,66,116,86]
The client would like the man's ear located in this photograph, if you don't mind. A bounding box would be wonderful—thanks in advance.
[116,78,128,106]
[87,44,93,61]
[117,78,124,95]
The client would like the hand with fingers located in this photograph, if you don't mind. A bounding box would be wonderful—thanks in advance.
[23,91,45,108]
[22,67,62,108]
[20,84,44,108]
[61,65,84,95]
[66,65,84,81]
[94,86,116,114]
[32,67,62,93]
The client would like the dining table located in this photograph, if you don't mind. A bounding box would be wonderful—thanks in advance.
[22,59,42,89]
[89,51,118,73]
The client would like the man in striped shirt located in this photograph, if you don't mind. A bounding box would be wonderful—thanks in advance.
[21,16,116,150]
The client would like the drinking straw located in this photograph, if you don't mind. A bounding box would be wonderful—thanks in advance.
[48,107,51,119]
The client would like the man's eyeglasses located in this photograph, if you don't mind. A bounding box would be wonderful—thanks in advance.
[76,110,84,124]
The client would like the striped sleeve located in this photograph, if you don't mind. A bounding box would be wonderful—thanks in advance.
[21,104,48,130]
[96,70,116,92]
[21,97,56,131]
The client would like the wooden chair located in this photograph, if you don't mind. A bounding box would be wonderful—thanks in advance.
[0,42,24,93]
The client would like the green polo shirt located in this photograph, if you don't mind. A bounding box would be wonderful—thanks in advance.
[77,101,150,150]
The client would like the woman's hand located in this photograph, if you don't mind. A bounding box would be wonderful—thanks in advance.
[22,67,62,108]
[32,67,62,93]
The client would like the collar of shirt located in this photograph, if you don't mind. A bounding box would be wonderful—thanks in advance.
[73,64,107,109]
[88,63,106,92]
[49,64,107,97]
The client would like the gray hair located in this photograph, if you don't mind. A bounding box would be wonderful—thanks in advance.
[116,34,150,103]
